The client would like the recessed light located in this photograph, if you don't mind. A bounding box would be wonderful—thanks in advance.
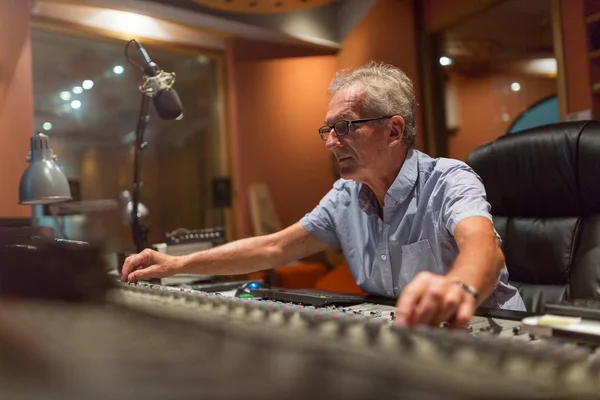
[439,57,452,66]
[82,80,94,90]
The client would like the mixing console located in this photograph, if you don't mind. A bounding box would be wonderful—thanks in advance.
[101,282,600,399]
[111,282,553,340]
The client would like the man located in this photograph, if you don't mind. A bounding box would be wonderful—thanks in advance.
[121,61,525,327]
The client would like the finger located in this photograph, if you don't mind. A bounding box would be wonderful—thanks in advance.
[412,282,444,326]
[127,264,167,282]
[121,254,142,281]
[395,272,431,326]
[450,296,476,329]
[121,256,137,282]
[121,250,151,281]
[434,285,464,325]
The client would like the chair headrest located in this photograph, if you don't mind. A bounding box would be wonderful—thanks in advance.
[466,121,600,217]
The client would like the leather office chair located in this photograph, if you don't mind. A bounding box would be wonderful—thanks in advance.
[466,120,600,313]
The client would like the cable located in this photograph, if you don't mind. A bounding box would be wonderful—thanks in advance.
[125,39,145,72]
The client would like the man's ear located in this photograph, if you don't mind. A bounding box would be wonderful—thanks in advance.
[388,115,405,147]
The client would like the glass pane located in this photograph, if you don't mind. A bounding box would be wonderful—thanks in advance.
[31,28,224,252]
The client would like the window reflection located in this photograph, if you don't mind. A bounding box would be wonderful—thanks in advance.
[31,27,225,252]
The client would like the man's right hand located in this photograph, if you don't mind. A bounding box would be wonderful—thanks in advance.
[120,249,184,282]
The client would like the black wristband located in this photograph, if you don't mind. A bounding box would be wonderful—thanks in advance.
[452,280,479,300]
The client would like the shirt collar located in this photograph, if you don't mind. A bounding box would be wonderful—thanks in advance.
[358,149,418,214]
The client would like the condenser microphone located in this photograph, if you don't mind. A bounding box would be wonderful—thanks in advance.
[135,40,183,120]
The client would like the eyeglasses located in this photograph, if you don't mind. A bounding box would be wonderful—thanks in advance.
[318,115,396,141]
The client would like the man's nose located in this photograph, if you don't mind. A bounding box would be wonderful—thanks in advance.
[325,129,342,150]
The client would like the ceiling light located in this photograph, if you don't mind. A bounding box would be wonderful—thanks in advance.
[511,82,521,92]
[60,91,71,101]
[71,100,82,109]
[439,56,452,66]
[523,58,557,76]
[72,86,83,94]
[113,65,124,75]
[42,122,52,131]
[82,80,94,90]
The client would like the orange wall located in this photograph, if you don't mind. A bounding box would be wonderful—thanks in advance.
[337,0,423,150]
[448,72,557,161]
[0,0,33,218]
[228,41,337,238]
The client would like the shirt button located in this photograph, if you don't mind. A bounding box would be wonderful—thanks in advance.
[380,254,387,260]
[386,291,392,296]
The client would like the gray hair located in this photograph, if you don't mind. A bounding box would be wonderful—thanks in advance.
[328,61,417,148]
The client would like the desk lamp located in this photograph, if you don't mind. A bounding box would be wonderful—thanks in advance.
[19,133,71,205]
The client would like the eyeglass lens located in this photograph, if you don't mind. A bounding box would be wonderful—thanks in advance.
[319,121,349,140]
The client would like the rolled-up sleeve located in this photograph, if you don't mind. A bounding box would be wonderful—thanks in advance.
[436,164,493,236]
[299,182,344,248]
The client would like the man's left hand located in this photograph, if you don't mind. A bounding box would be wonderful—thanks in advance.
[394,271,476,328]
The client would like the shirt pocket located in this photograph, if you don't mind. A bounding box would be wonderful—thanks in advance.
[397,239,441,288]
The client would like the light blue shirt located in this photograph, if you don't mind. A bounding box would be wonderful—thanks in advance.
[300,149,525,310]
